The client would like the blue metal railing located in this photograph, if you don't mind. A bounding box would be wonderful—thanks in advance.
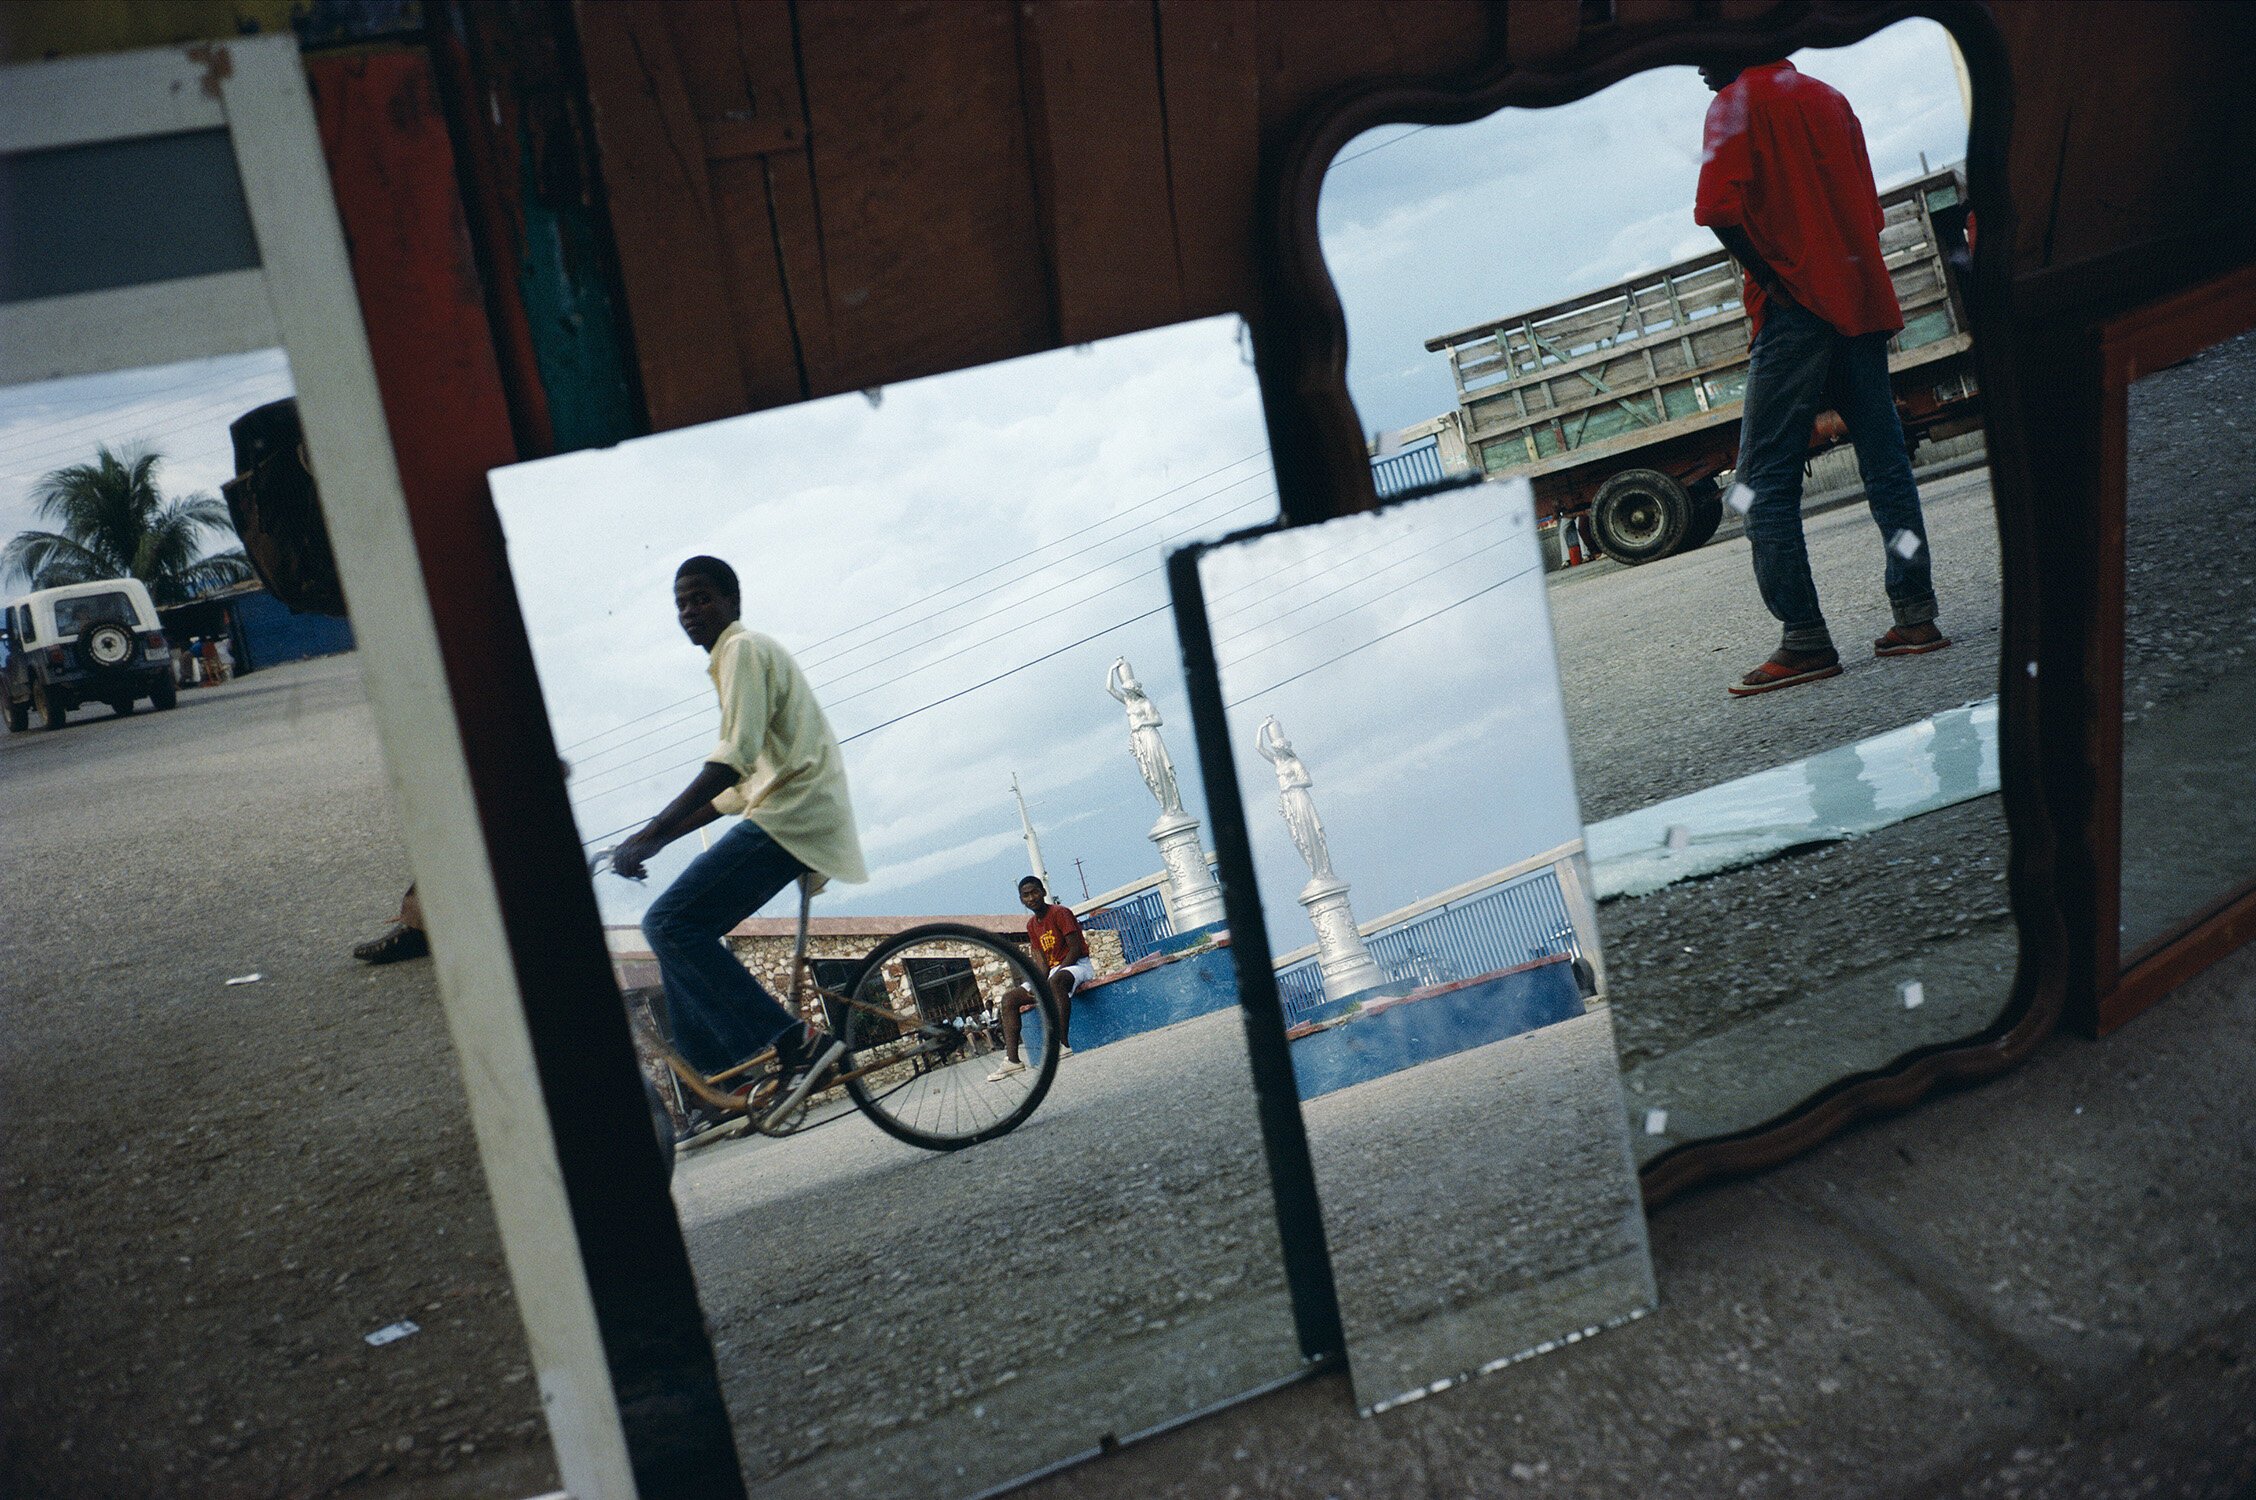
[1081,883,1172,965]
[1370,439,1446,499]
[1275,865,1581,1025]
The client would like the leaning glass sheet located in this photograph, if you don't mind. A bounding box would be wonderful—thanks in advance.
[1189,477,1656,1413]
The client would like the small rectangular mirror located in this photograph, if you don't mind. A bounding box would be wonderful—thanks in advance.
[1180,477,1655,1414]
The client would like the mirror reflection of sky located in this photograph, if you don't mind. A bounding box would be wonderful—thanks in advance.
[0,350,295,568]
[491,317,1272,924]
[1319,18,1970,436]
[1199,482,1584,945]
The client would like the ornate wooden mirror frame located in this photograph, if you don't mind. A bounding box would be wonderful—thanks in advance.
[2080,263,2256,1035]
[1244,1,2066,1205]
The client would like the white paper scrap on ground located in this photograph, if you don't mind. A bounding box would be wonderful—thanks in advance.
[1644,1108,1669,1135]
[1890,529,1923,559]
[225,973,264,986]
[365,1320,420,1346]
[1899,979,1925,1009]
[1725,482,1755,515]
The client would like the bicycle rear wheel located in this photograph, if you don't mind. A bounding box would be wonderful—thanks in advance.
[833,923,1060,1150]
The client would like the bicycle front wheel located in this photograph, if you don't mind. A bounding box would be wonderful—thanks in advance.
[833,923,1061,1150]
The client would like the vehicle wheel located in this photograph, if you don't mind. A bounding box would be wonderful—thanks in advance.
[33,680,65,730]
[152,677,177,711]
[835,923,1060,1151]
[1680,479,1725,552]
[109,697,136,717]
[5,693,25,733]
[82,619,138,671]
[1590,468,1691,564]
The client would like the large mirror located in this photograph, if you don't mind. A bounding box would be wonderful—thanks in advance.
[2118,319,2256,962]
[1184,478,1655,1415]
[1316,19,2012,1159]
[489,316,1303,1498]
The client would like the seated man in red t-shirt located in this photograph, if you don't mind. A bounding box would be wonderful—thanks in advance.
[989,876,1086,1079]
[1695,52,1951,696]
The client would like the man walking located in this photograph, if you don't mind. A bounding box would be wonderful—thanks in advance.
[1695,51,1951,696]
[612,555,867,1099]
[989,875,1086,1079]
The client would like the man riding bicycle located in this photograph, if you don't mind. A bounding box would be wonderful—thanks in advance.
[611,555,866,1102]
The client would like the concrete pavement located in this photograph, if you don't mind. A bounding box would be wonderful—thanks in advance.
[1016,943,2256,1499]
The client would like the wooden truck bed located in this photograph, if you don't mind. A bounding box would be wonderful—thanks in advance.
[1427,168,1976,494]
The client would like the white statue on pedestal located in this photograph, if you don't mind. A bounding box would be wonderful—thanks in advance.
[1108,657,1182,815]
[1256,716,1334,881]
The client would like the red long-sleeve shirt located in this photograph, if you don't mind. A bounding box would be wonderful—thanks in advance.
[1694,61,1903,341]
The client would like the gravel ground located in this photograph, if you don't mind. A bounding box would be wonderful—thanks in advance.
[1544,470,2015,1074]
[1300,1009,1652,1411]
[669,1005,1300,1499]
[0,656,556,1500]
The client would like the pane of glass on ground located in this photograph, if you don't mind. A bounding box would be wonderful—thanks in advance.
[1194,478,1657,1414]
[1316,16,2014,1162]
[488,315,1300,1499]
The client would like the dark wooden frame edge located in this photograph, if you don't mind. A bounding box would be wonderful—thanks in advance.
[1245,1,2070,1208]
[2083,263,2256,1036]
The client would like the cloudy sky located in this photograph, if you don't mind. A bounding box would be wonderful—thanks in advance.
[1320,18,1969,437]
[1201,481,1580,946]
[0,349,294,580]
[491,317,1270,924]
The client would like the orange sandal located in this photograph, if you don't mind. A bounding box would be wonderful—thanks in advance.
[1728,650,1843,697]
[1875,623,1951,657]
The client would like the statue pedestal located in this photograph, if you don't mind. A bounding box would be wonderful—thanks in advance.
[1299,876,1385,1000]
[1151,810,1226,931]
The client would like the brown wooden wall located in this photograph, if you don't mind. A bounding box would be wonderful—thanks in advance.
[574,0,2255,440]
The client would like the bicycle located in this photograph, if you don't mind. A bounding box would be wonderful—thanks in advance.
[591,850,1063,1152]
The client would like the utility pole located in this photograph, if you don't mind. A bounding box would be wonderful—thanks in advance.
[1072,857,1090,900]
[1011,773,1050,891]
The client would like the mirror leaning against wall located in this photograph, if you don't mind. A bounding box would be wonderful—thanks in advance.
[1317,17,2012,1158]
[488,316,1307,1500]
[1183,478,1656,1415]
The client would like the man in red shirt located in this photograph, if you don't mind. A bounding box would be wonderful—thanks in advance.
[989,875,1086,1078]
[1695,54,1951,696]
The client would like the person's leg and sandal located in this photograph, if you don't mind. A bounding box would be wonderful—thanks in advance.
[1730,297,1848,696]
[1830,327,1950,657]
[642,822,829,1135]
[986,964,1082,1081]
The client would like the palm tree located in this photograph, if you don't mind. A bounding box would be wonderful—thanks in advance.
[2,444,253,607]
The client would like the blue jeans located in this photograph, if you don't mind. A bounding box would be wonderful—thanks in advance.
[1736,295,1939,653]
[642,820,807,1076]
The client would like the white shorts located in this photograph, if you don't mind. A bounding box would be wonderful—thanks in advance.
[1050,958,1095,992]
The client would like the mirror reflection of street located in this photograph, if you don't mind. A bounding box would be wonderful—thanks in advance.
[491,317,1303,1499]
[1198,482,1655,1415]
[1318,17,2010,1159]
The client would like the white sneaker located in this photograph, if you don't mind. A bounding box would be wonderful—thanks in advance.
[986,1059,1028,1082]
[1058,1045,1074,1060]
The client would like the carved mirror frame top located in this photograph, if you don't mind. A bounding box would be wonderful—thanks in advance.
[1247,2,2066,1205]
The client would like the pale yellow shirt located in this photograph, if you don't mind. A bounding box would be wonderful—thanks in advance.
[704,622,867,884]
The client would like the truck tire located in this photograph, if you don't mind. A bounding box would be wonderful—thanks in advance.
[152,676,178,711]
[1680,480,1725,552]
[34,680,65,730]
[6,692,26,733]
[1591,469,1690,564]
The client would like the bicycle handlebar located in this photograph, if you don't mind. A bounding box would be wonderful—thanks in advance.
[587,846,646,882]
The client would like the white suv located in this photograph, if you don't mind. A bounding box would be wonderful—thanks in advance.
[4,579,177,731]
